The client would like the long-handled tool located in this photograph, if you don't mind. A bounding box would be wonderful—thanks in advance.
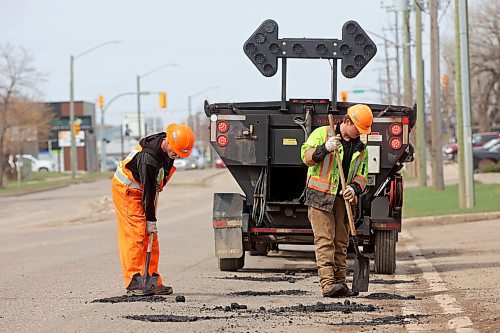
[328,114,369,293]
[139,233,158,294]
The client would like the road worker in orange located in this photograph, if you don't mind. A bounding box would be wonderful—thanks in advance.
[112,124,195,296]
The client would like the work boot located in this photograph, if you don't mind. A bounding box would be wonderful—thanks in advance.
[155,284,173,295]
[325,282,358,298]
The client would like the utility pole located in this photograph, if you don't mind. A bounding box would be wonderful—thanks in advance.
[381,1,402,104]
[430,0,444,190]
[383,37,393,105]
[454,0,465,207]
[399,0,416,177]
[415,0,427,187]
[458,0,475,207]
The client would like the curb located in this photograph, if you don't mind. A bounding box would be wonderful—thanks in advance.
[405,211,500,227]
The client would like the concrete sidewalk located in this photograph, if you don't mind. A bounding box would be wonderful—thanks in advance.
[405,162,500,188]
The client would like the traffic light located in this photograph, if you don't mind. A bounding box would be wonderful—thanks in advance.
[441,74,449,90]
[73,119,81,135]
[159,92,167,109]
[98,95,104,109]
[340,90,349,102]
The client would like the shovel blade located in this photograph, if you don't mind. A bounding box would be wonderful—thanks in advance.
[352,253,370,292]
[137,275,159,295]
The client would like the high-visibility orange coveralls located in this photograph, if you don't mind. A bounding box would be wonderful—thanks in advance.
[111,133,175,288]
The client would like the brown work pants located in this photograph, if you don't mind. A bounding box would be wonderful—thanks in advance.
[308,197,348,293]
[112,178,163,288]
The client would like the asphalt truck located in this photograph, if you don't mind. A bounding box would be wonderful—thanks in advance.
[205,20,416,274]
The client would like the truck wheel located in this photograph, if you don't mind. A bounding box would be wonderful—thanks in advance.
[218,254,245,272]
[249,243,268,256]
[374,230,397,274]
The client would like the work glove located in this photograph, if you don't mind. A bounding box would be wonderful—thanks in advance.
[146,221,158,235]
[325,134,341,152]
[341,185,356,203]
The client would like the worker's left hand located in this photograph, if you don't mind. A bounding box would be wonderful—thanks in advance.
[146,221,158,234]
[342,185,356,203]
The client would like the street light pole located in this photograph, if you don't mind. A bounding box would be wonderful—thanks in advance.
[69,55,76,179]
[188,86,219,128]
[69,40,121,179]
[100,91,151,171]
[136,63,177,139]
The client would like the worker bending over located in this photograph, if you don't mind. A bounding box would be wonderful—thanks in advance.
[112,124,195,295]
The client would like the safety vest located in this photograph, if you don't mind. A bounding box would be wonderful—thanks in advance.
[301,125,368,195]
[113,145,176,192]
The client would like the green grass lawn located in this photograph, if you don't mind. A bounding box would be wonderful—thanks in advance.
[0,172,113,197]
[403,183,500,218]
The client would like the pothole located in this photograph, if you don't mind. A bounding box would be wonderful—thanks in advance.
[218,275,301,283]
[333,314,429,326]
[229,290,310,296]
[370,279,415,285]
[267,300,378,314]
[123,315,216,322]
[363,293,419,300]
[91,295,168,304]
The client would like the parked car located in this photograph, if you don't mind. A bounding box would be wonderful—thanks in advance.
[472,132,500,147]
[173,156,198,170]
[473,138,500,170]
[215,156,226,168]
[103,157,119,171]
[443,132,500,161]
[20,154,55,172]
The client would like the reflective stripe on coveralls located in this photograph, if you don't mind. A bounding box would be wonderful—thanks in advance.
[111,145,176,288]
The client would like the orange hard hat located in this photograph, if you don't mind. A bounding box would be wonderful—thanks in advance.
[347,104,373,135]
[166,124,195,158]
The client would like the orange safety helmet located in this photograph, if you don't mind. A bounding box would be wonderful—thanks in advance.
[166,124,195,158]
[347,104,373,135]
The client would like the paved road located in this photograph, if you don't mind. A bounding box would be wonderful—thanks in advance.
[0,169,498,332]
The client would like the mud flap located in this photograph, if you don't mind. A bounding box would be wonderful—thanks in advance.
[213,193,245,259]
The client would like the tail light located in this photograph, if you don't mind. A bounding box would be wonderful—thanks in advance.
[217,121,229,133]
[217,135,228,147]
[390,123,402,136]
[389,137,402,150]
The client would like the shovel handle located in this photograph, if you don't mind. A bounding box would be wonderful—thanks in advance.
[328,114,356,238]
[147,232,155,253]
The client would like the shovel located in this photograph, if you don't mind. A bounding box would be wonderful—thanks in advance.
[138,232,158,295]
[328,114,369,293]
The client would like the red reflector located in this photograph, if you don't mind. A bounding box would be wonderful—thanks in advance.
[402,117,409,125]
[292,99,299,103]
[217,135,228,147]
[389,137,402,150]
[390,123,403,136]
[217,121,229,133]
[319,100,328,104]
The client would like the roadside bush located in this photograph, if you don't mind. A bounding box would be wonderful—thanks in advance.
[479,162,500,173]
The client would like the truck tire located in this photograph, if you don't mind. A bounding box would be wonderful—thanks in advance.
[218,254,245,272]
[374,230,397,274]
[249,243,268,256]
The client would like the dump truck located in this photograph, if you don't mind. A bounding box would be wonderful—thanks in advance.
[205,20,415,274]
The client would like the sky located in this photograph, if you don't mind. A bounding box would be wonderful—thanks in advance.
[1,0,457,128]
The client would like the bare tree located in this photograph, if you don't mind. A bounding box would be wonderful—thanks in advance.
[0,44,48,187]
[442,0,499,132]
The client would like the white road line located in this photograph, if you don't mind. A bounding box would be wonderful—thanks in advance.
[402,232,478,332]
